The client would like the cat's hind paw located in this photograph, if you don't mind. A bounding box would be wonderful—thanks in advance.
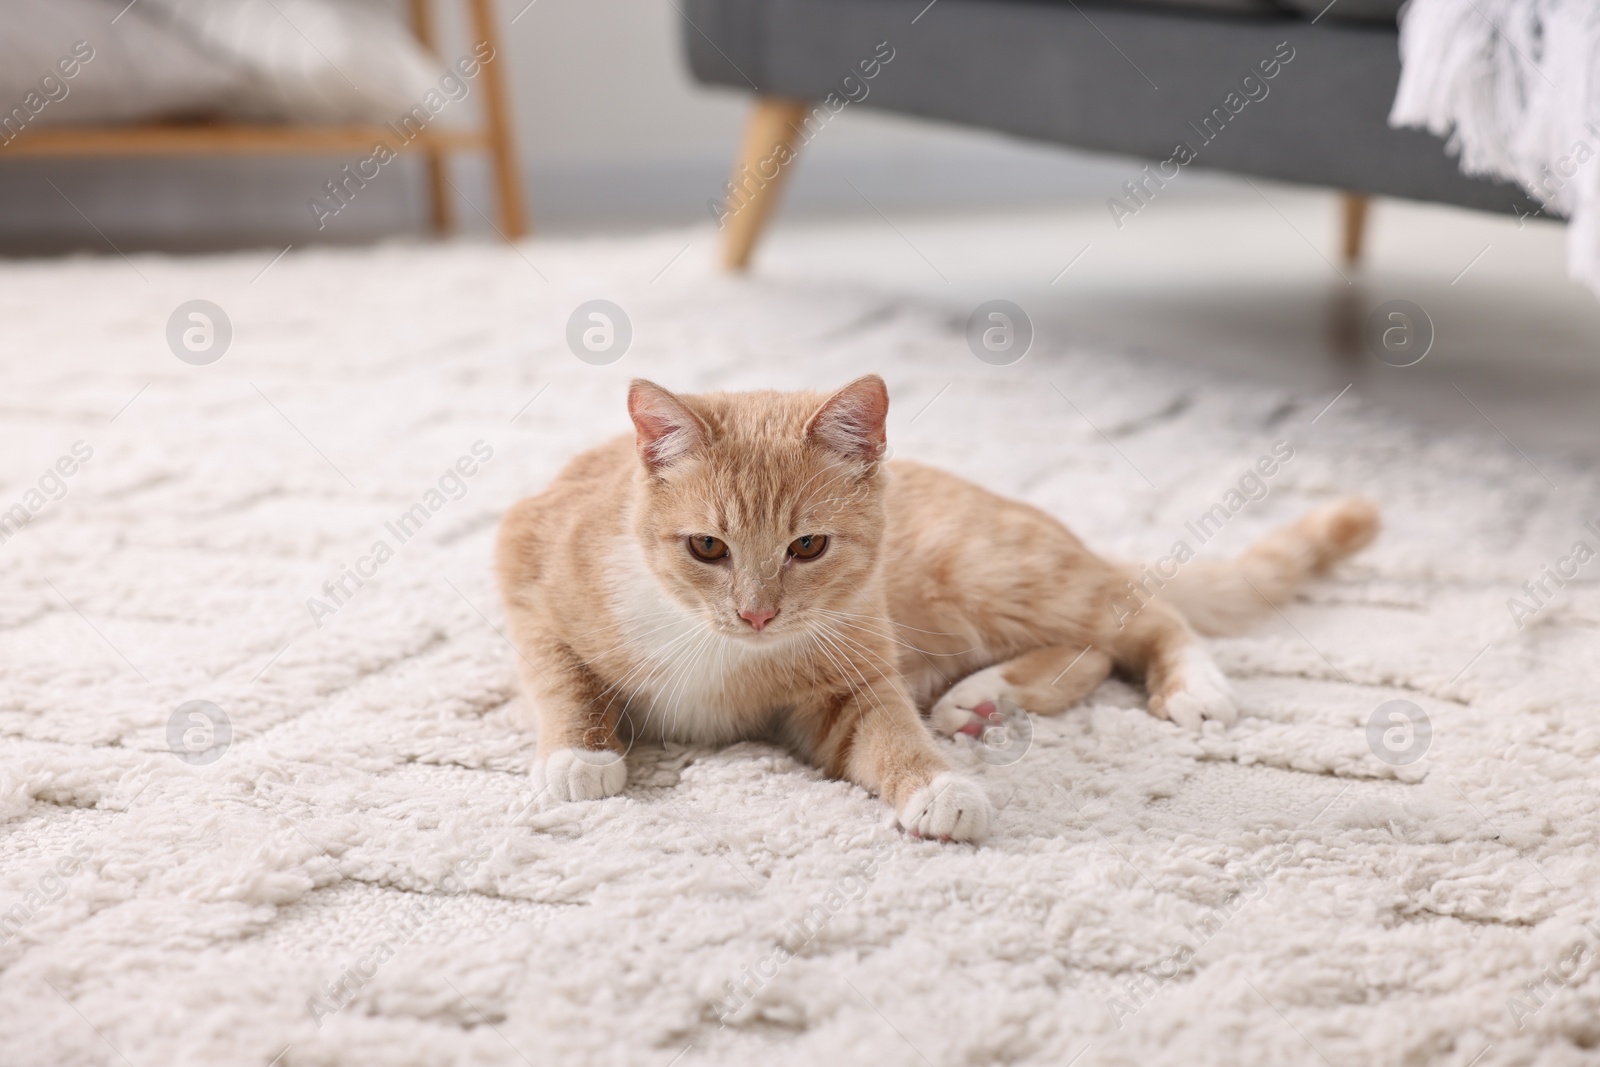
[898,772,991,843]
[1149,647,1237,731]
[536,747,627,802]
[928,665,1011,737]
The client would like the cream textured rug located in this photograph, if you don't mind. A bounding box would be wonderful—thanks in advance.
[2,232,1599,1067]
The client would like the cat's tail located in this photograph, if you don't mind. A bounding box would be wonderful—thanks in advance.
[1133,497,1380,637]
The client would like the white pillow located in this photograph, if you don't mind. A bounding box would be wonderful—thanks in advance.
[138,0,448,123]
[0,0,251,126]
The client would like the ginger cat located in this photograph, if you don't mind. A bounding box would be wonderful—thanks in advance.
[495,376,1377,842]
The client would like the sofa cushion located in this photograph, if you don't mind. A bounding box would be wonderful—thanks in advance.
[1100,0,1282,13]
[683,0,1535,217]
[1082,0,1404,22]
[1272,0,1405,21]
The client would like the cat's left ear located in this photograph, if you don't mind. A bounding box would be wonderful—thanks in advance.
[805,375,889,464]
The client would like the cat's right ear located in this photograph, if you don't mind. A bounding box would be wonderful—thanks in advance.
[628,380,707,471]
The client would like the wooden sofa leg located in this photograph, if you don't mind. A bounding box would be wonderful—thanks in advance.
[722,98,811,271]
[1341,192,1371,265]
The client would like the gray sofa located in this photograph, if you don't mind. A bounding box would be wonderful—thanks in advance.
[683,0,1540,267]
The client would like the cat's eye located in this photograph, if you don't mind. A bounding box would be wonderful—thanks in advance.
[788,534,828,561]
[687,535,729,562]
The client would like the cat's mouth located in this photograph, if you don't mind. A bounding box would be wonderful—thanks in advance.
[728,622,781,640]
[721,614,800,643]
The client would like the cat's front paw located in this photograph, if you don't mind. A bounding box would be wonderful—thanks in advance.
[536,747,627,802]
[1149,647,1237,731]
[898,772,991,842]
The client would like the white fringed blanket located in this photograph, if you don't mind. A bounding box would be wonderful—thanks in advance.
[1392,0,1600,292]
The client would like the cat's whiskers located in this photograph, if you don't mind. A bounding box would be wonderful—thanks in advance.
[536,619,672,681]
[712,624,733,722]
[810,606,965,641]
[567,606,687,643]
[819,618,955,697]
[809,618,953,690]
[807,621,893,722]
[812,618,898,682]
[812,617,906,678]
[602,618,704,707]
[808,627,898,741]
[583,611,705,669]
[533,609,695,688]
[651,621,720,742]
[593,616,710,734]
[803,629,866,712]
[607,635,701,746]
[810,607,976,659]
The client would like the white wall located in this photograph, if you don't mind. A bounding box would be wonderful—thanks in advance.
[504,0,747,169]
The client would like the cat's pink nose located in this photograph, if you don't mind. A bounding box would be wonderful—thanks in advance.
[739,607,778,631]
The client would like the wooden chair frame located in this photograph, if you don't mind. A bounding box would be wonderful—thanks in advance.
[1,0,527,238]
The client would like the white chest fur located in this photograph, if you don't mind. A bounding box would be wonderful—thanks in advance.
[601,537,785,744]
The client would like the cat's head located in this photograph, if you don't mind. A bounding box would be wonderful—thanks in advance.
[626,375,890,642]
